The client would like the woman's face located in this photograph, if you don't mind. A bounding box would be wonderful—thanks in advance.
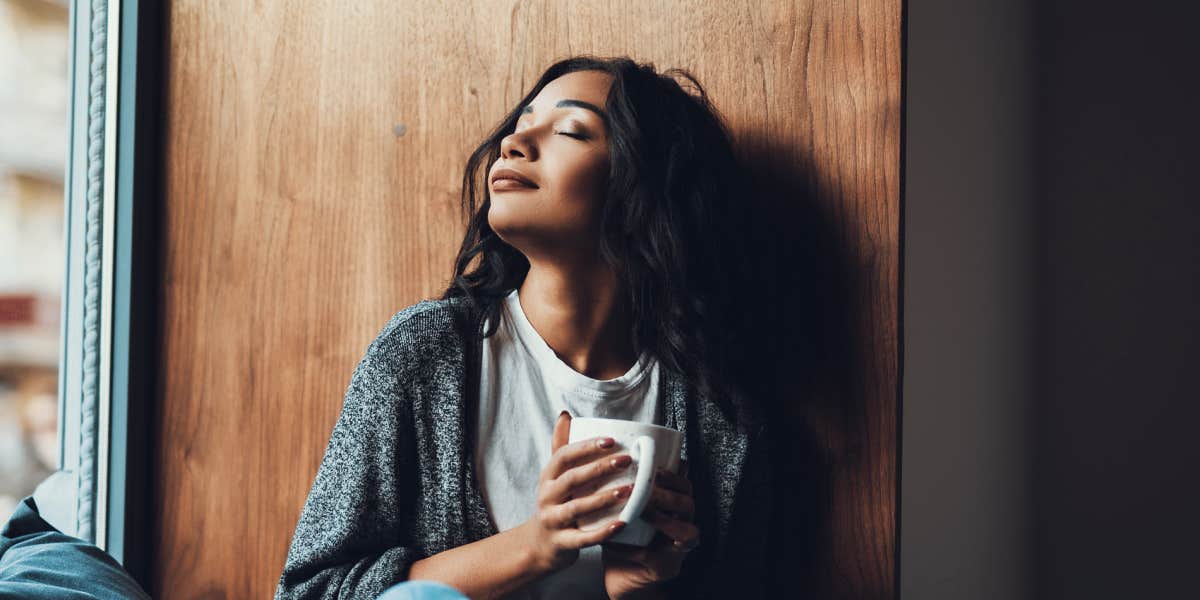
[487,70,613,260]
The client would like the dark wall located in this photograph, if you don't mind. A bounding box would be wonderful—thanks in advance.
[902,0,1034,597]
[904,1,1199,598]
[1032,2,1200,598]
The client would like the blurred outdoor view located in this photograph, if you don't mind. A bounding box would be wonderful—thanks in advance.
[0,0,68,520]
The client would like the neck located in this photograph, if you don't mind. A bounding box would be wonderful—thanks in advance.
[517,261,638,380]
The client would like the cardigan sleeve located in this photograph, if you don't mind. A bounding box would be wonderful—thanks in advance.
[718,420,774,599]
[275,324,424,600]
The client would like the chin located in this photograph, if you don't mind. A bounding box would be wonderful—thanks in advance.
[488,217,555,260]
[486,207,527,246]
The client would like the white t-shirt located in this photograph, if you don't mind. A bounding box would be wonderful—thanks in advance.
[474,288,662,599]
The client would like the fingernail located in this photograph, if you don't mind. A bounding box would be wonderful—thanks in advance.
[614,485,632,499]
[610,521,626,532]
[559,410,570,419]
[598,437,614,448]
[611,455,632,468]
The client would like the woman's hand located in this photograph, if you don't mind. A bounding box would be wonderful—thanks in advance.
[600,460,699,600]
[520,411,638,575]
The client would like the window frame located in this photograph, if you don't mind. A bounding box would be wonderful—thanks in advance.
[42,0,160,581]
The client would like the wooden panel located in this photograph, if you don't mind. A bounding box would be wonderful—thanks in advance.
[156,1,900,598]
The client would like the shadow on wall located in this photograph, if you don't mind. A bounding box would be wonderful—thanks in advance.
[718,130,885,597]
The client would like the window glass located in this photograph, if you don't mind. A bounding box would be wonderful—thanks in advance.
[0,0,69,520]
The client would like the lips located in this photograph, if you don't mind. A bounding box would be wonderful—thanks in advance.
[490,167,538,189]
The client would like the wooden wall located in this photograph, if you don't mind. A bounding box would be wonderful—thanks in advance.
[155,1,901,597]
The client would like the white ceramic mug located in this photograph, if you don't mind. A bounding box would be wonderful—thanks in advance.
[567,417,684,546]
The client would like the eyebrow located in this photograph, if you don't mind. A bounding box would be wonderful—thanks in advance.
[520,99,609,126]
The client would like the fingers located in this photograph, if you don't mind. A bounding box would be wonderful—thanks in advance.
[643,509,700,549]
[550,411,572,454]
[647,472,695,520]
[654,469,693,495]
[563,519,628,549]
[545,483,636,549]
[602,541,650,563]
[554,483,634,527]
[541,435,620,485]
[546,452,633,502]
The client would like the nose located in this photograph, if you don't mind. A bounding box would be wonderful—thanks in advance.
[500,129,536,161]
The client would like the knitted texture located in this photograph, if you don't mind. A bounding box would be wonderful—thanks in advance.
[275,296,773,599]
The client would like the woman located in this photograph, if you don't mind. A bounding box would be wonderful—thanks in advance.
[275,55,773,600]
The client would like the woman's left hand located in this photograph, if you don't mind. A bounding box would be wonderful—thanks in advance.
[601,460,700,600]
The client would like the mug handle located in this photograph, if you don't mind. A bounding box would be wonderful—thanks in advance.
[616,435,657,525]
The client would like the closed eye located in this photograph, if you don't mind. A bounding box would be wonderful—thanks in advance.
[556,131,587,140]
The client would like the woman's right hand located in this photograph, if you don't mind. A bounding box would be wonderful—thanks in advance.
[522,411,636,574]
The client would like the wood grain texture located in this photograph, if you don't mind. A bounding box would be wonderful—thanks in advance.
[155,1,900,598]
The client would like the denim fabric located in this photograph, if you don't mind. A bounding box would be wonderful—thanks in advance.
[376,580,469,600]
[0,496,151,599]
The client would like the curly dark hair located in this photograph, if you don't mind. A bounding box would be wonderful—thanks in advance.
[440,55,761,431]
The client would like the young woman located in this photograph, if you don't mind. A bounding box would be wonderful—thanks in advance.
[276,55,773,600]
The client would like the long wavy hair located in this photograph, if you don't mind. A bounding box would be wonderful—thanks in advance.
[440,55,761,431]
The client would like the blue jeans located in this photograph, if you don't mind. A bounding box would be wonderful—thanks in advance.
[377,580,470,600]
[1,496,151,599]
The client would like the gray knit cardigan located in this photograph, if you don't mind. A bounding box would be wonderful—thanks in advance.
[274,296,773,599]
